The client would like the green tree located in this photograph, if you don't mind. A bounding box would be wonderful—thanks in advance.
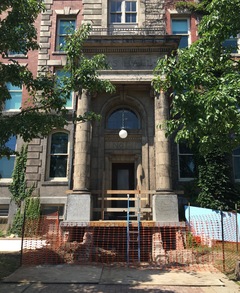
[0,1,114,157]
[152,0,240,209]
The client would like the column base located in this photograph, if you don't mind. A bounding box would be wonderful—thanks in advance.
[153,192,179,222]
[65,193,91,222]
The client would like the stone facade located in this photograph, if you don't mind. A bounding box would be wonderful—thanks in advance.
[0,0,202,224]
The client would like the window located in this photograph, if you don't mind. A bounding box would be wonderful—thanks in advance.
[233,147,240,180]
[0,136,17,179]
[48,132,69,179]
[56,19,76,51]
[110,0,137,24]
[172,19,189,48]
[5,83,22,111]
[107,108,140,129]
[223,36,238,53]
[0,205,9,218]
[0,205,9,227]
[178,143,195,180]
[56,69,73,108]
[41,204,64,219]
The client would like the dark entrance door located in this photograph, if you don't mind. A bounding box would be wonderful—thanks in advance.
[112,163,135,219]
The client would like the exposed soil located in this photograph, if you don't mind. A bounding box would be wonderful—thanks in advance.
[0,252,21,280]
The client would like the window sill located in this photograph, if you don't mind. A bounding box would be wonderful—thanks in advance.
[0,180,12,186]
[52,51,67,55]
[42,181,68,186]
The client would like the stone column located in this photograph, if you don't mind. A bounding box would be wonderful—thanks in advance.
[155,90,172,191]
[65,89,92,223]
[73,89,91,191]
[153,90,179,222]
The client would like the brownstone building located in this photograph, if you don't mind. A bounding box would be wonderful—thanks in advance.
[0,1,239,228]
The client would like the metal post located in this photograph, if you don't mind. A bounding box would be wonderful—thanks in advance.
[221,208,225,271]
[20,202,27,267]
[236,203,239,253]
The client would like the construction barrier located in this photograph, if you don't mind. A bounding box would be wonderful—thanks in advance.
[20,213,240,273]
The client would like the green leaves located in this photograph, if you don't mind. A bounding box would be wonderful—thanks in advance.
[0,7,114,156]
[9,145,34,207]
[153,0,240,209]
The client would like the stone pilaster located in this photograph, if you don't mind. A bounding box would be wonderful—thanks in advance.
[154,90,172,191]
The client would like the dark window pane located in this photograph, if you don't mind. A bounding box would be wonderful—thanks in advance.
[179,36,189,48]
[223,38,238,53]
[50,155,67,177]
[51,133,68,154]
[0,157,15,178]
[172,19,188,34]
[41,205,64,216]
[234,156,240,179]
[107,109,140,129]
[233,147,240,156]
[179,143,192,154]
[126,13,136,23]
[179,155,195,178]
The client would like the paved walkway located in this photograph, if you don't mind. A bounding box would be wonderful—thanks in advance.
[1,264,240,292]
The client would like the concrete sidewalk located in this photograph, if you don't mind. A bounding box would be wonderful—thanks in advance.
[1,264,240,293]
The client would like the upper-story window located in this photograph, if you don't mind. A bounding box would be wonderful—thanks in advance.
[171,18,190,48]
[110,1,137,24]
[178,143,195,180]
[233,147,240,180]
[55,69,73,109]
[4,83,22,111]
[107,108,140,129]
[223,36,238,53]
[48,132,69,180]
[0,136,17,179]
[56,19,76,51]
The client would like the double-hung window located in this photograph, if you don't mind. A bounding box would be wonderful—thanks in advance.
[0,136,17,179]
[233,147,240,180]
[5,83,22,111]
[178,143,195,180]
[110,1,137,24]
[48,132,69,179]
[172,19,190,48]
[56,69,73,108]
[56,19,76,51]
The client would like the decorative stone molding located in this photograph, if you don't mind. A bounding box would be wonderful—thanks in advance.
[55,8,80,15]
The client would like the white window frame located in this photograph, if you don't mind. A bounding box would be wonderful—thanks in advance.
[56,18,76,51]
[177,143,195,181]
[46,131,69,181]
[171,17,191,48]
[4,83,22,111]
[109,0,137,24]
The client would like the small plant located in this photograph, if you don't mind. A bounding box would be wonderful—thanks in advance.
[186,232,201,248]
[0,230,5,237]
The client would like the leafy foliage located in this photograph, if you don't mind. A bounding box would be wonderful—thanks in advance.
[152,0,240,209]
[0,2,114,157]
[197,152,239,210]
[9,144,40,235]
[9,145,34,207]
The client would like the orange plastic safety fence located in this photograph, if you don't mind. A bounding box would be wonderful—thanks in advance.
[21,219,240,273]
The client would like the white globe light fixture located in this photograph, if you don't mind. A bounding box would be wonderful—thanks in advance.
[119,108,128,139]
[119,128,128,139]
